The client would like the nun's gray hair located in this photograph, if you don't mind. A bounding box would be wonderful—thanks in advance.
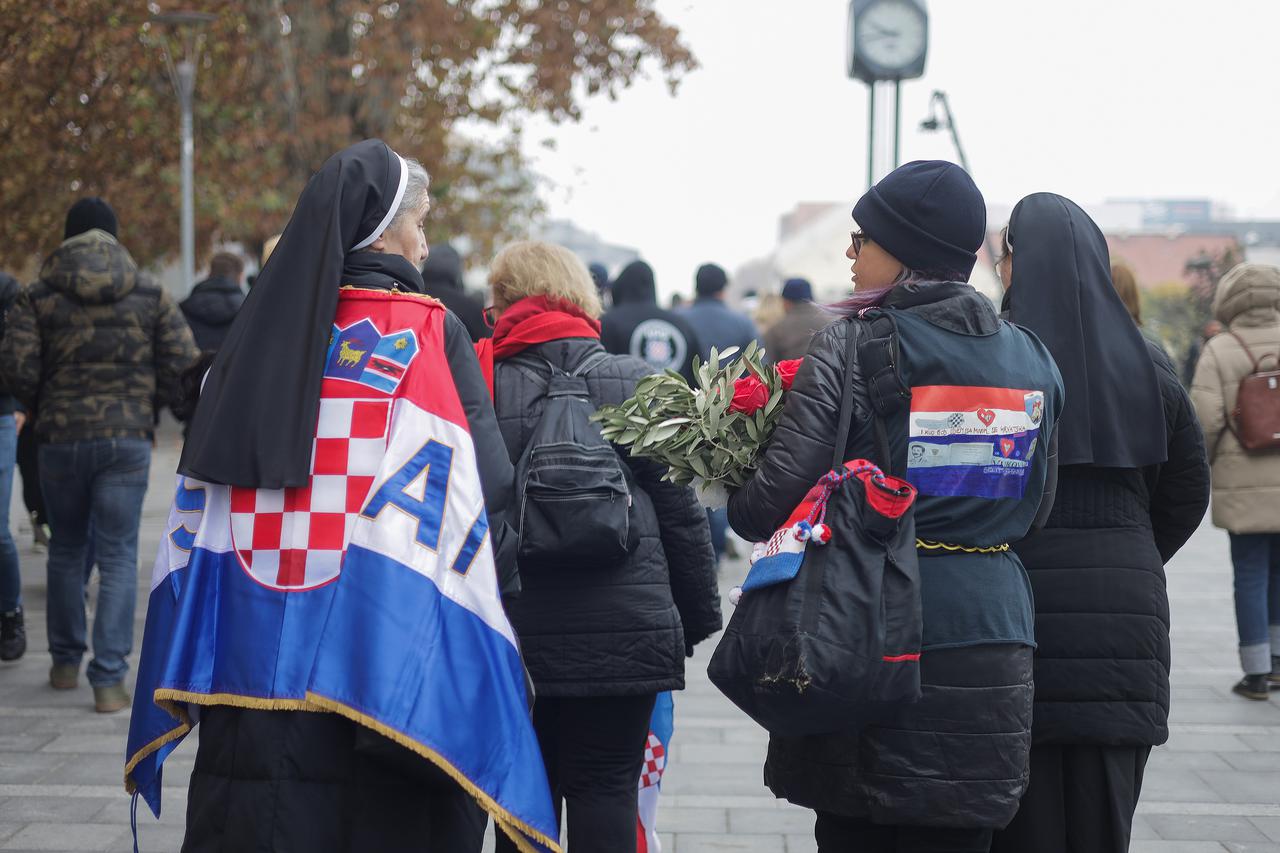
[389,157,431,227]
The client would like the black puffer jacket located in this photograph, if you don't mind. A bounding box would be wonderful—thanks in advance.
[493,337,721,696]
[728,283,1063,829]
[0,271,20,415]
[1014,343,1210,746]
[180,275,245,351]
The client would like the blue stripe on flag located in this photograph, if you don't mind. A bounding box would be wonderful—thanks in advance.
[127,544,559,850]
[309,544,557,847]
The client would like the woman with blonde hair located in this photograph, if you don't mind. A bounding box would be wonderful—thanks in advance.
[486,241,721,852]
[1111,261,1143,325]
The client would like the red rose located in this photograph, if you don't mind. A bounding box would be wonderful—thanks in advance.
[730,375,770,414]
[776,358,803,391]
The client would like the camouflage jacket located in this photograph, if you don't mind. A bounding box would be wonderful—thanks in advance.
[0,229,199,443]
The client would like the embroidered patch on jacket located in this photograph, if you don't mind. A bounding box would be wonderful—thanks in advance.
[324,319,420,394]
[907,385,1044,499]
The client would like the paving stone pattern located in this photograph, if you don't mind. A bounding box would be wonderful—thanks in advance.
[0,435,1277,851]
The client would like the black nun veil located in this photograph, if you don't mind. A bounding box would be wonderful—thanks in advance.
[179,139,409,488]
[1005,192,1168,468]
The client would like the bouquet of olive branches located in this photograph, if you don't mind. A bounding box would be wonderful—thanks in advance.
[592,341,802,508]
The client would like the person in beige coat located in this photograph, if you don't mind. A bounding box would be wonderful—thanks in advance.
[1190,262,1280,700]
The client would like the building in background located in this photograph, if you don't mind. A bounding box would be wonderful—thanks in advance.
[735,201,1001,306]
[738,197,1280,311]
[533,219,639,279]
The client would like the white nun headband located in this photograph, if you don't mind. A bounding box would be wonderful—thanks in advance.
[350,152,408,251]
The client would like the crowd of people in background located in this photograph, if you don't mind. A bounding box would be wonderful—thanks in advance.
[0,141,1276,853]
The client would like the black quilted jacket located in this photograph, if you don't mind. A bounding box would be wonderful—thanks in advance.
[1013,343,1210,746]
[493,337,722,696]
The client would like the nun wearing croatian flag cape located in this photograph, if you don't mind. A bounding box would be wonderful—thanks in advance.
[125,139,557,853]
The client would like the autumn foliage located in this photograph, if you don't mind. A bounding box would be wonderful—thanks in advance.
[0,1,694,272]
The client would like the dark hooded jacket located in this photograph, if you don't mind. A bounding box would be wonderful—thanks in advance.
[493,337,722,695]
[420,244,489,342]
[600,261,701,383]
[728,283,1064,829]
[0,229,198,442]
[1005,194,1210,746]
[181,275,245,352]
[0,272,20,415]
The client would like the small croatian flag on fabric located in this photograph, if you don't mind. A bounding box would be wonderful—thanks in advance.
[637,692,674,852]
[126,289,560,853]
[734,480,830,600]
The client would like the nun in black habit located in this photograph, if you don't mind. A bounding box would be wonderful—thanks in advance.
[990,193,1210,853]
[178,140,517,853]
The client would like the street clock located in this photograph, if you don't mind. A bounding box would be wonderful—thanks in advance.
[847,0,929,83]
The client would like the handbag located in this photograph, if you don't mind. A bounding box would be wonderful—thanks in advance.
[708,315,923,736]
[1226,331,1280,451]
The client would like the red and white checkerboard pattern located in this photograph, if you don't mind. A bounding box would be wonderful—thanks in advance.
[229,398,391,590]
[750,517,809,565]
[639,732,666,789]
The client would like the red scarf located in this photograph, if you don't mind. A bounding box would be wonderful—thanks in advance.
[473,296,602,397]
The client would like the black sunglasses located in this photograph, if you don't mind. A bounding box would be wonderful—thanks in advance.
[850,230,866,257]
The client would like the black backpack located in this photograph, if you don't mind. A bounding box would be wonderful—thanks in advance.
[506,349,635,566]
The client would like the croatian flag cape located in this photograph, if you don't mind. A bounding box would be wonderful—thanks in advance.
[125,289,560,853]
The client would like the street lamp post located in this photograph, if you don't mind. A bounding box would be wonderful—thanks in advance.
[150,11,216,295]
[921,90,998,263]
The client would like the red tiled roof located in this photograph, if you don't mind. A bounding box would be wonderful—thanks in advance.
[1104,234,1242,288]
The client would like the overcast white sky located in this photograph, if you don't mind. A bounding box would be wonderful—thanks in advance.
[520,0,1280,300]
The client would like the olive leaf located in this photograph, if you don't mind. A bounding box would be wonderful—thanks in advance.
[593,351,799,495]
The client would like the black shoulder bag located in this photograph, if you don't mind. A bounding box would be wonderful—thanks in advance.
[708,314,923,736]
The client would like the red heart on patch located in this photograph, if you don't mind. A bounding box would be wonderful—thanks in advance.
[976,408,996,427]
[1000,438,1015,457]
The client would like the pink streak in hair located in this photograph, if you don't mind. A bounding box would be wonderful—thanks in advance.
[825,285,896,318]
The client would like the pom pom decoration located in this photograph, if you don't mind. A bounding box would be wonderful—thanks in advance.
[792,521,813,542]
[729,586,743,607]
[810,523,832,545]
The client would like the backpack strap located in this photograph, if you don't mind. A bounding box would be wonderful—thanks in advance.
[569,350,612,378]
[1228,330,1280,372]
[854,312,912,476]
[502,354,556,390]
[504,349,609,400]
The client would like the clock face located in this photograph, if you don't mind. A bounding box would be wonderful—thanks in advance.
[857,0,926,73]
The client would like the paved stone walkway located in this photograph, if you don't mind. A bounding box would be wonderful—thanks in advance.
[0,436,1277,851]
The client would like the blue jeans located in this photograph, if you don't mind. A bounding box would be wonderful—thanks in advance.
[39,438,150,687]
[707,507,728,562]
[0,416,20,612]
[1228,532,1280,675]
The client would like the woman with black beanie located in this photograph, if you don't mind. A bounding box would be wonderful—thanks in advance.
[727,160,1065,852]
[990,194,1210,853]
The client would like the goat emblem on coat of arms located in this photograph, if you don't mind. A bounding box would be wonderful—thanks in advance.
[323,318,419,394]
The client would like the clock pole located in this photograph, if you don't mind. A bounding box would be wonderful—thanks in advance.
[893,79,902,170]
[847,0,929,188]
[867,83,877,191]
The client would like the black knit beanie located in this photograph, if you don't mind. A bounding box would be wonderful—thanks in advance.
[65,197,119,240]
[852,160,985,280]
[695,263,729,297]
